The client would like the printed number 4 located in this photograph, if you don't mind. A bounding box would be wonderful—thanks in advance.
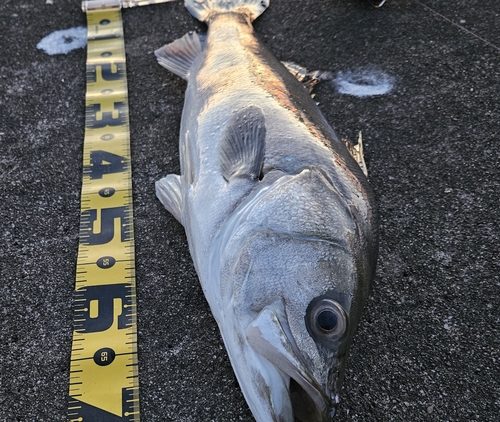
[86,150,127,180]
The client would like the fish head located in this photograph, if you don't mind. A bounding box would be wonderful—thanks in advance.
[216,168,377,421]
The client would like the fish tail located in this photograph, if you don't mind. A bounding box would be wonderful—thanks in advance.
[185,0,270,22]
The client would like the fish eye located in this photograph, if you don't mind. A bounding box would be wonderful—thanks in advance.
[317,309,338,332]
[307,298,347,340]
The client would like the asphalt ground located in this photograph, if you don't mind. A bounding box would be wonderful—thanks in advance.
[1,0,499,421]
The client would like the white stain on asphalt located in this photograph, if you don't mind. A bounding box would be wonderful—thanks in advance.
[333,70,394,97]
[37,27,87,55]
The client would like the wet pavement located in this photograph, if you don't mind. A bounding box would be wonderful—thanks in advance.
[1,0,499,420]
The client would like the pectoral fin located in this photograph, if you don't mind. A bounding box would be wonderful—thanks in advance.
[219,106,266,182]
[156,174,183,223]
[155,31,205,80]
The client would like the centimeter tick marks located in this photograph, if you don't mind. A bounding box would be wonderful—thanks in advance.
[68,8,139,422]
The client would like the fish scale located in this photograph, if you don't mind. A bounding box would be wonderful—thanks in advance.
[154,1,378,420]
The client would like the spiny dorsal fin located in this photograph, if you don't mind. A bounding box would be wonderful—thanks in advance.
[281,61,333,94]
[155,31,205,80]
[219,106,266,182]
[344,131,368,178]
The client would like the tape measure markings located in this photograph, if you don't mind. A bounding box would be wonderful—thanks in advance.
[69,2,178,420]
[68,7,139,422]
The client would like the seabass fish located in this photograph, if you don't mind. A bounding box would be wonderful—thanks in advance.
[154,0,378,420]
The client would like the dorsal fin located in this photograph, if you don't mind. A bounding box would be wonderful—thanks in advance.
[344,131,368,178]
[219,106,266,182]
[281,61,333,93]
[155,31,205,80]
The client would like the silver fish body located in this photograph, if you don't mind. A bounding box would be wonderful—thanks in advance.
[155,1,378,420]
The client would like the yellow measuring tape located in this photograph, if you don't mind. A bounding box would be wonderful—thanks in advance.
[68,2,174,420]
[68,7,137,422]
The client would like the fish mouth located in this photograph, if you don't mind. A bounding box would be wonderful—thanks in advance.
[288,376,337,422]
[246,304,339,421]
